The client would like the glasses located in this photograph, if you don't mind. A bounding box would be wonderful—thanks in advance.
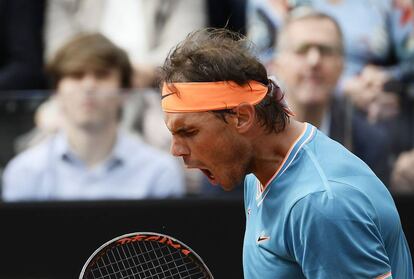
[290,43,342,57]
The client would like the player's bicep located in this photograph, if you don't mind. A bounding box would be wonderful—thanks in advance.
[287,194,392,279]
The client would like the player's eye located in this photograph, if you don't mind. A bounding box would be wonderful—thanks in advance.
[183,130,198,137]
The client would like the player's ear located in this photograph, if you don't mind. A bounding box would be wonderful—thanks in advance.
[232,103,255,133]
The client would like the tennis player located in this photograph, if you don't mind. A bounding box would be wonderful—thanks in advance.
[159,22,413,279]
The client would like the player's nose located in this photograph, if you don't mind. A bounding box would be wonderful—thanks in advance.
[170,136,190,157]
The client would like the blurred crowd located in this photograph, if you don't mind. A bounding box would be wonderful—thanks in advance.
[0,0,413,202]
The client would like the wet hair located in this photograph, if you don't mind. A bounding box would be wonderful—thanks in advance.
[47,33,133,89]
[159,28,290,133]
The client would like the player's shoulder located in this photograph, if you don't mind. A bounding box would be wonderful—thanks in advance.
[303,129,376,183]
[289,181,377,223]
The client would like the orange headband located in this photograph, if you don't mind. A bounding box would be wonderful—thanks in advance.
[161,81,268,113]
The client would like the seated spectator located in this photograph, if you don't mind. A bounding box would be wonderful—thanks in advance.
[249,0,414,124]
[1,33,185,201]
[43,0,207,193]
[271,7,391,183]
[304,0,414,124]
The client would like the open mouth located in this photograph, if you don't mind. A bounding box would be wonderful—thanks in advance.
[200,168,217,185]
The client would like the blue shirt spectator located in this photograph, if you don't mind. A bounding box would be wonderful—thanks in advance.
[2,131,184,201]
[2,33,186,201]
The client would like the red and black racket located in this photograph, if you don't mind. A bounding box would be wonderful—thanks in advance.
[79,232,214,279]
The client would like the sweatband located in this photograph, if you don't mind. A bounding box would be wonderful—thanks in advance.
[161,81,268,113]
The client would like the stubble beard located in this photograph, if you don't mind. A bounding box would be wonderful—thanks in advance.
[222,149,253,191]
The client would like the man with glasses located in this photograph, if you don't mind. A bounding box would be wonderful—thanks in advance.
[271,7,391,184]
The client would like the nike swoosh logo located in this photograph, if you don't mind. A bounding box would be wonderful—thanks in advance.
[257,235,270,243]
[161,92,175,100]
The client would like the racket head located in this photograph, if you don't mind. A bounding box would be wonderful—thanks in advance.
[79,232,214,279]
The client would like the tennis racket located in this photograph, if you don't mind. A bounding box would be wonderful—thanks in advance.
[79,232,214,279]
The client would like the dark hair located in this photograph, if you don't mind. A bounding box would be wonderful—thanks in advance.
[159,28,289,133]
[47,33,133,89]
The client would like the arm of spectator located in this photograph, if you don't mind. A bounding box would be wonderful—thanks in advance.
[0,0,45,90]
[391,149,414,193]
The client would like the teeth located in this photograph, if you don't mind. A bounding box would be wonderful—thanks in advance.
[200,169,214,179]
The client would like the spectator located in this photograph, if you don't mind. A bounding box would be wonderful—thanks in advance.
[271,7,392,183]
[43,1,207,193]
[303,0,414,124]
[44,0,206,88]
[248,0,414,123]
[2,33,185,201]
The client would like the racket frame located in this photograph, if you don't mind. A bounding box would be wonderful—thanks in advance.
[79,232,214,279]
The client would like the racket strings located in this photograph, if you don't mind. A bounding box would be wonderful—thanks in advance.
[86,240,208,279]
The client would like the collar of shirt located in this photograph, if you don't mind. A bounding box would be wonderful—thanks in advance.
[54,130,135,172]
